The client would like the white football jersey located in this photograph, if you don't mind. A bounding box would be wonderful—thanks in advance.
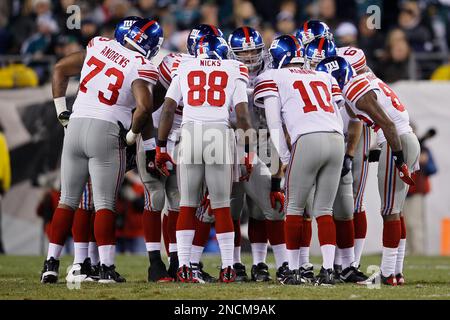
[166,58,249,125]
[337,46,367,73]
[71,37,158,128]
[342,72,412,144]
[254,67,344,144]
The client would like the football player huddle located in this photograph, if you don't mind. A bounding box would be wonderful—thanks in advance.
[40,16,419,287]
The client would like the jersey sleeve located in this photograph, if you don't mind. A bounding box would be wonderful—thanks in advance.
[253,71,279,108]
[264,96,290,164]
[343,74,374,105]
[165,74,182,105]
[134,59,159,85]
[232,79,249,106]
[158,53,181,89]
[331,77,344,108]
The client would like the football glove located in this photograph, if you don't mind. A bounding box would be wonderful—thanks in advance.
[239,145,255,182]
[270,177,285,213]
[368,149,381,162]
[145,149,161,179]
[341,154,353,177]
[392,150,415,186]
[155,142,175,177]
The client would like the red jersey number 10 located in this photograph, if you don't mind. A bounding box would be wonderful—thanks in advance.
[293,80,334,114]
[79,56,124,106]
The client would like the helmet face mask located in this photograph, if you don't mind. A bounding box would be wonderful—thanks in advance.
[233,47,264,72]
[228,26,265,73]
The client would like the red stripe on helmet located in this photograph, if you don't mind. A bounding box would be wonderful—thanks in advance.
[243,26,251,44]
[198,36,205,54]
[134,20,156,42]
[303,21,308,33]
[289,35,301,57]
[317,37,325,52]
[210,25,219,36]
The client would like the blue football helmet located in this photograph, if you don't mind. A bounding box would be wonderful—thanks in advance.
[296,20,333,46]
[124,18,164,59]
[187,24,223,56]
[114,16,140,45]
[228,26,265,72]
[195,35,230,60]
[304,37,336,69]
[316,56,354,90]
[269,35,304,69]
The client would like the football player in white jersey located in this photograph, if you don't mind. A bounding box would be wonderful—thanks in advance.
[156,35,253,283]
[318,55,419,286]
[41,18,163,284]
[255,35,345,286]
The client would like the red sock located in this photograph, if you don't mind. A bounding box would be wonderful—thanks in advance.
[383,220,401,248]
[233,219,241,247]
[142,210,161,244]
[285,215,303,250]
[177,206,197,231]
[89,212,96,242]
[212,207,233,234]
[354,211,367,239]
[400,216,406,239]
[162,214,169,255]
[300,218,312,247]
[266,220,285,245]
[168,210,179,244]
[317,215,336,246]
[50,207,75,245]
[72,209,92,243]
[334,219,355,249]
[192,218,211,247]
[248,217,267,243]
[94,209,116,246]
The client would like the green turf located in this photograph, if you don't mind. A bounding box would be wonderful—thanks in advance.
[0,254,449,300]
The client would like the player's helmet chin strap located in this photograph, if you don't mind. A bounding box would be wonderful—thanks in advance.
[277,55,288,69]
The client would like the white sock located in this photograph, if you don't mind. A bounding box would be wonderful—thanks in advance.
[176,230,195,267]
[334,247,343,266]
[340,247,355,269]
[98,245,116,266]
[145,242,161,252]
[216,232,235,268]
[88,242,99,265]
[287,249,300,270]
[321,244,336,270]
[251,243,267,265]
[190,245,204,264]
[271,243,287,268]
[47,243,63,260]
[381,247,398,276]
[395,239,406,275]
[234,246,241,264]
[354,238,365,266]
[169,243,178,253]
[73,242,89,264]
[299,247,310,265]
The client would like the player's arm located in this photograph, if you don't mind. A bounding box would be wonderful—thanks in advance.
[356,91,414,185]
[341,112,363,177]
[52,50,86,127]
[128,79,154,142]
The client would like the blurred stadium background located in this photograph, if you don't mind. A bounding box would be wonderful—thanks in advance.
[0,0,449,258]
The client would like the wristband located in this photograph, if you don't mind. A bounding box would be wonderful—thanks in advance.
[143,138,156,151]
[126,130,138,145]
[157,139,167,148]
[271,177,282,192]
[392,150,405,167]
[53,97,67,115]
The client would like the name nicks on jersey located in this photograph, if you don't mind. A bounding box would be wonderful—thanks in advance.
[72,36,158,129]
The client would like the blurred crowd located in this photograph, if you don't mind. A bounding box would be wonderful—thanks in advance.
[0,0,449,85]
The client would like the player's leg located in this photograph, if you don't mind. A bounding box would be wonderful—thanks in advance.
[88,209,99,279]
[298,189,314,282]
[311,132,345,286]
[352,125,371,267]
[136,144,172,282]
[230,181,247,281]
[204,124,235,282]
[176,122,205,282]
[164,171,181,279]
[41,118,89,284]
[88,119,126,283]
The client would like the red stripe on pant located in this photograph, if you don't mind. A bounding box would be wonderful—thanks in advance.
[94,209,116,246]
[72,209,93,243]
[50,207,75,245]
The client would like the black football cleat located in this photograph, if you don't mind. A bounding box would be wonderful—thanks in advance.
[396,273,405,285]
[176,265,198,283]
[198,261,217,283]
[233,263,249,282]
[275,262,289,282]
[333,264,343,281]
[315,267,336,286]
[41,257,59,284]
[99,264,126,283]
[148,260,173,283]
[219,266,236,283]
[340,263,369,283]
[90,262,101,281]
[279,269,303,285]
[66,258,95,283]
[167,252,179,279]
[357,271,397,286]
[251,262,272,282]
[299,263,316,284]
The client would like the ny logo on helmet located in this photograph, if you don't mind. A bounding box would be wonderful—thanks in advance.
[190,29,201,40]
[242,37,256,49]
[270,40,279,50]
[325,60,340,72]
[124,20,135,27]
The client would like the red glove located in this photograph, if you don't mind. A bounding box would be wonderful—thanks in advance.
[392,150,415,186]
[200,190,212,215]
[155,145,175,177]
[239,150,255,182]
[270,177,285,212]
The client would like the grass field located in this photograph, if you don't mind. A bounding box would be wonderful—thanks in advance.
[1,254,450,300]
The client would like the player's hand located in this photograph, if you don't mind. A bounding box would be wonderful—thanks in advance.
[367,149,381,162]
[117,121,129,147]
[200,190,212,215]
[270,177,285,212]
[155,145,175,177]
[58,111,71,128]
[145,149,161,179]
[392,150,415,186]
[239,150,255,182]
[341,154,353,177]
